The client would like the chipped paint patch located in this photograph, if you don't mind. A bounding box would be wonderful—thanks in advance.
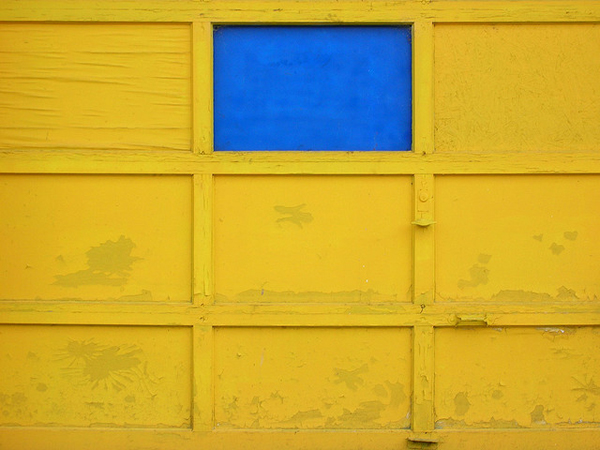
[530,405,546,424]
[274,204,313,228]
[454,392,471,416]
[54,236,141,287]
[333,364,369,390]
[564,231,579,241]
[549,242,565,255]
[56,339,158,395]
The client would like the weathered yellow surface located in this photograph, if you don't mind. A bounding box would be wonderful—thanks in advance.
[436,175,600,302]
[435,327,600,428]
[435,23,600,153]
[0,325,192,427]
[1,2,600,450]
[214,327,411,429]
[0,23,191,151]
[214,176,412,303]
[0,175,192,302]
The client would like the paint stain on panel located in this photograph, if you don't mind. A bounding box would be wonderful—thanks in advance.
[477,253,492,264]
[532,234,544,242]
[54,236,141,287]
[572,378,600,397]
[530,405,546,424]
[549,242,565,255]
[564,231,578,241]
[333,364,369,390]
[280,409,323,426]
[454,392,471,416]
[386,381,407,408]
[458,254,491,289]
[458,264,489,289]
[337,401,385,427]
[56,339,158,395]
[274,204,314,228]
[492,389,503,399]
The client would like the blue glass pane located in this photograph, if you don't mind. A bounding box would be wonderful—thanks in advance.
[214,26,412,151]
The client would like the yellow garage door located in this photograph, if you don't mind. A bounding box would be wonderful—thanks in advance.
[1,2,600,449]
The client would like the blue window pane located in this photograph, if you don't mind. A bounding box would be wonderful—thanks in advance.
[214,26,412,151]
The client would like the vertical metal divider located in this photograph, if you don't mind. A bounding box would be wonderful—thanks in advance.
[192,21,215,432]
[411,20,436,437]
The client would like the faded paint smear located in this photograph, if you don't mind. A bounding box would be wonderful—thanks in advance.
[56,339,158,394]
[274,204,314,228]
[333,364,369,390]
[454,392,471,416]
[54,236,141,287]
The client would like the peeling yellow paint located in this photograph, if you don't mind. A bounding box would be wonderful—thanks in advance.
[1,2,600,449]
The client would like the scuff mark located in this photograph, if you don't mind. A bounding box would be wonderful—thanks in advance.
[228,288,394,303]
[454,392,470,416]
[54,236,141,287]
[274,204,313,228]
[492,389,503,400]
[549,242,565,255]
[436,417,523,429]
[114,290,153,302]
[333,364,369,390]
[537,327,575,335]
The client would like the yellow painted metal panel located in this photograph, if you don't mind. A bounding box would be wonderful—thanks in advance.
[0,325,192,427]
[214,327,412,429]
[214,176,413,303]
[434,23,600,153]
[0,23,191,151]
[436,175,600,302]
[0,175,192,302]
[435,327,600,429]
